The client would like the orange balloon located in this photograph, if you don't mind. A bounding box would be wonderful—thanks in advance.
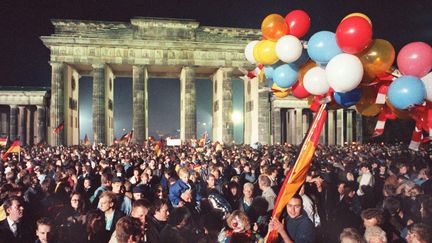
[358,39,395,78]
[342,13,372,26]
[355,86,382,116]
[272,83,290,98]
[253,40,278,65]
[261,14,289,41]
[386,99,411,119]
[298,60,318,83]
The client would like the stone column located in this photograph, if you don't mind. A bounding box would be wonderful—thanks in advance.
[272,107,281,144]
[92,64,106,144]
[319,112,327,144]
[336,109,345,146]
[356,111,363,142]
[1,112,8,137]
[295,108,303,144]
[18,106,26,145]
[9,105,18,141]
[302,111,310,138]
[26,107,34,145]
[180,67,196,141]
[35,105,46,144]
[257,80,271,145]
[328,110,335,145]
[288,109,296,144]
[212,68,233,145]
[347,110,353,143]
[50,62,65,146]
[132,65,148,145]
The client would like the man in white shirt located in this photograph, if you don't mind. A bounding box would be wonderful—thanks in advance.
[258,174,276,211]
[0,196,30,243]
[357,164,375,196]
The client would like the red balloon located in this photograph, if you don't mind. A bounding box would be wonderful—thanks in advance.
[285,10,311,38]
[292,80,311,98]
[336,16,373,54]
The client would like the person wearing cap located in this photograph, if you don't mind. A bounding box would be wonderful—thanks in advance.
[112,177,132,215]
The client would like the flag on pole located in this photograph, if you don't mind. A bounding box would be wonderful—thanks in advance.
[154,140,162,157]
[265,104,328,243]
[1,140,20,161]
[83,134,89,145]
[0,136,8,147]
[52,121,64,134]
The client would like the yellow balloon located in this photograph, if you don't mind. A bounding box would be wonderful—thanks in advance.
[355,86,382,117]
[342,13,372,26]
[272,83,290,98]
[253,40,279,65]
[358,39,395,78]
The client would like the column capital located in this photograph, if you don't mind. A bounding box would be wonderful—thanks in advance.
[218,67,235,74]
[91,63,105,70]
[18,106,26,111]
[36,105,45,109]
[9,105,18,109]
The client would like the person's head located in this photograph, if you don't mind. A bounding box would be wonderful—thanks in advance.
[226,210,250,232]
[115,216,143,243]
[101,172,113,187]
[99,191,116,213]
[286,194,303,219]
[420,197,432,219]
[70,192,83,211]
[339,227,366,243]
[207,174,216,188]
[360,164,371,174]
[338,182,346,195]
[243,183,254,199]
[178,168,190,183]
[85,209,106,237]
[83,177,92,189]
[36,217,54,243]
[140,172,149,184]
[152,198,170,222]
[112,177,125,194]
[167,207,191,229]
[258,174,271,190]
[406,223,432,243]
[3,196,24,221]
[399,163,409,175]
[361,208,383,228]
[364,226,387,243]
[131,199,151,225]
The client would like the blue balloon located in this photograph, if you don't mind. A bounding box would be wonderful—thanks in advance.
[307,31,342,65]
[273,64,299,88]
[334,88,362,107]
[293,48,310,66]
[263,62,282,80]
[387,76,426,109]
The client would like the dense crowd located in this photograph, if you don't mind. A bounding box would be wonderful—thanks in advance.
[0,141,431,243]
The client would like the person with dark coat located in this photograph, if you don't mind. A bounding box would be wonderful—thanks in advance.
[0,196,33,243]
[98,191,125,234]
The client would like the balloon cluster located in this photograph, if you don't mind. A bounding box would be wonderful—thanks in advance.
[244,11,432,149]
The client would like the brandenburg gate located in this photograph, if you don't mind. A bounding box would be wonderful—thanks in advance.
[0,17,361,146]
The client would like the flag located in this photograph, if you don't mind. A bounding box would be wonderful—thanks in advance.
[265,104,328,243]
[115,130,133,145]
[2,140,20,161]
[0,137,8,147]
[83,134,89,145]
[52,121,64,134]
[198,132,208,147]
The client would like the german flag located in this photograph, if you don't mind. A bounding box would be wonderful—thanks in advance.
[2,140,20,161]
[52,121,64,134]
[265,104,327,243]
[0,137,8,147]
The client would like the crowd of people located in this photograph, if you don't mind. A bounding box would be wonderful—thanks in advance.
[0,140,431,243]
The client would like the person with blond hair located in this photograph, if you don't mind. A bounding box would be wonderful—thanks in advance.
[364,226,387,243]
[169,168,191,207]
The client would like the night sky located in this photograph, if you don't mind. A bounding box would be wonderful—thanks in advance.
[0,0,431,142]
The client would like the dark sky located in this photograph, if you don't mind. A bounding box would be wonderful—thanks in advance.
[0,0,431,141]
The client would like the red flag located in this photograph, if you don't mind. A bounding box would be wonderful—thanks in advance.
[2,140,20,161]
[0,136,8,147]
[265,104,328,243]
[52,121,64,134]
[83,134,89,145]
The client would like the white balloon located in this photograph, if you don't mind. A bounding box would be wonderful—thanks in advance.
[326,53,364,92]
[303,66,330,95]
[245,40,259,64]
[275,35,303,63]
[421,72,432,101]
